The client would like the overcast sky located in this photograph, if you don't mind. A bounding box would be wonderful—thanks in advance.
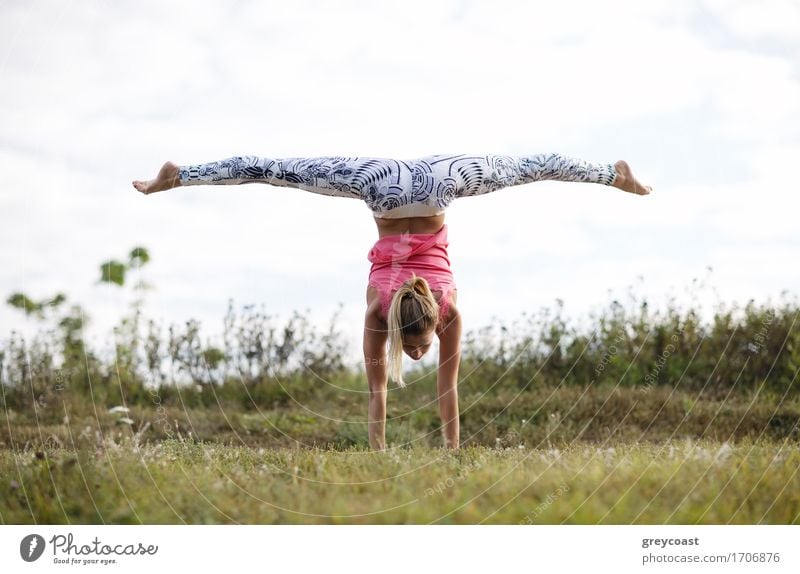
[2,0,798,369]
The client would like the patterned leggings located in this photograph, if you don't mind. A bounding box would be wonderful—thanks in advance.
[178,153,618,218]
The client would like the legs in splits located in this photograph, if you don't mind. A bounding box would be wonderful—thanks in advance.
[132,153,652,208]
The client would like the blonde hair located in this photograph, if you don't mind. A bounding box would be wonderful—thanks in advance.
[386,273,439,388]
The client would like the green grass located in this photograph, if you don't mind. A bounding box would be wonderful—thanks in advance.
[3,265,799,524]
[3,381,797,450]
[2,438,798,524]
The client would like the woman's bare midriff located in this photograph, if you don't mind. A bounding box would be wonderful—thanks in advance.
[373,213,445,238]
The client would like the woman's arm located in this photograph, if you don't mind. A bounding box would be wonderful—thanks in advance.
[363,302,389,450]
[437,304,462,449]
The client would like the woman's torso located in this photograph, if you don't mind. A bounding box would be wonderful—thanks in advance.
[367,213,456,327]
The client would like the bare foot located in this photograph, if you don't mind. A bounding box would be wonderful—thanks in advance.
[132,161,181,195]
[612,160,652,195]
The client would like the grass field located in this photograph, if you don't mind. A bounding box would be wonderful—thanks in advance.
[3,270,799,524]
[1,437,798,524]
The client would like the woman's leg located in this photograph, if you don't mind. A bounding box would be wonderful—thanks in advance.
[408,153,650,209]
[177,155,370,201]
[134,155,414,215]
[178,154,426,213]
[475,152,618,191]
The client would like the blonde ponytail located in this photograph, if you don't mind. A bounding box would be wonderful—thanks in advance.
[386,273,440,388]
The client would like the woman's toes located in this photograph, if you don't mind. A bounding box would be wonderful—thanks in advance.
[132,162,179,195]
[136,179,158,194]
[613,160,651,195]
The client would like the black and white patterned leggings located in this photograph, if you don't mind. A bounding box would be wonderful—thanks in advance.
[178,153,617,219]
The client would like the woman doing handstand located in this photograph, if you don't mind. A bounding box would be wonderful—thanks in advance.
[133,153,652,450]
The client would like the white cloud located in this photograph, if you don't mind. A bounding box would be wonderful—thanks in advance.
[1,0,798,365]
[703,0,800,44]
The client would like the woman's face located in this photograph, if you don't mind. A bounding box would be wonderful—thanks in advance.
[403,330,434,360]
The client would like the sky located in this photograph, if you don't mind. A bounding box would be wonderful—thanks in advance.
[1,0,799,371]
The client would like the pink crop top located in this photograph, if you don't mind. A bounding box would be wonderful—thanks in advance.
[367,224,457,324]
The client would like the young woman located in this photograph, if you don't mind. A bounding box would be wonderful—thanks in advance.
[133,153,652,450]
